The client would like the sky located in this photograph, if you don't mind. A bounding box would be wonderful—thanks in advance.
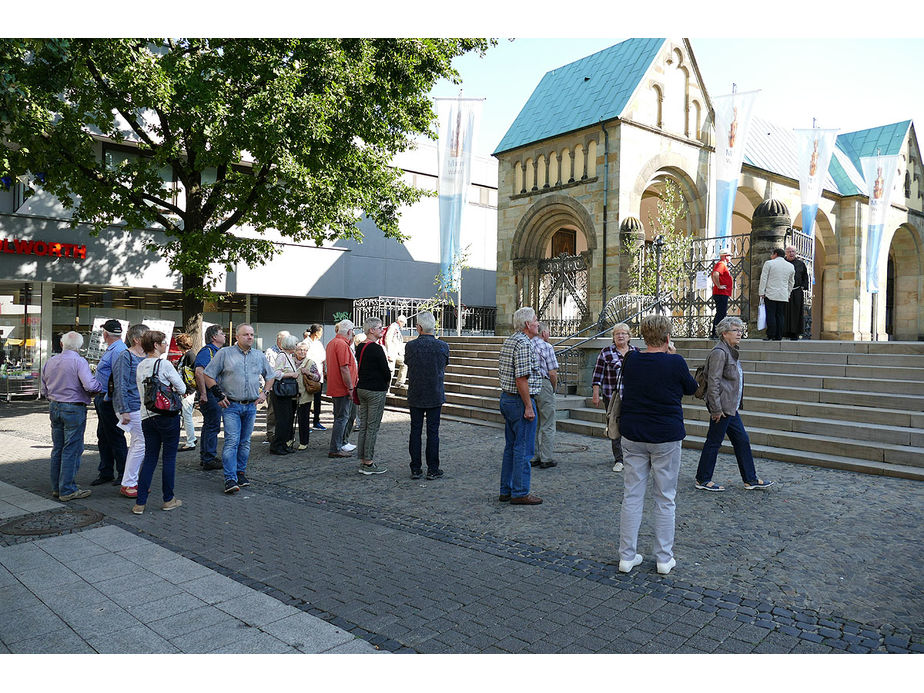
[428,37,924,159]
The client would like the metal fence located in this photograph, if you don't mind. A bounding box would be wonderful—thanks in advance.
[351,296,496,336]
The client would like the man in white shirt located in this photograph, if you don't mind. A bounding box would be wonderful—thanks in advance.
[384,315,408,388]
[758,248,795,341]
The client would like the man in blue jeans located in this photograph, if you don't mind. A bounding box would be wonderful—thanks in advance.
[497,306,543,505]
[404,311,450,480]
[203,324,275,494]
[194,324,226,470]
[40,331,103,501]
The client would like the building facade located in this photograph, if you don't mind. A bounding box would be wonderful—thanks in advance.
[493,38,923,341]
[0,140,497,387]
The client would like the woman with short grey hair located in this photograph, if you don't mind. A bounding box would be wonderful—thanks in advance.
[694,316,774,492]
[616,314,697,576]
[269,334,300,455]
[354,318,390,475]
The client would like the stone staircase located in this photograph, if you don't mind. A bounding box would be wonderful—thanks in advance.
[385,335,924,481]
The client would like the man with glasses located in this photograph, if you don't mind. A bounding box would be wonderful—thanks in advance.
[195,324,226,471]
[497,307,543,505]
[203,324,275,494]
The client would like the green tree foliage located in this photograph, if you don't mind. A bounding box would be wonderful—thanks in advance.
[0,38,491,343]
[624,179,689,297]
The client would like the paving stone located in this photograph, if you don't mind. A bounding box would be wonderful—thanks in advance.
[177,572,255,605]
[124,591,209,623]
[207,629,301,654]
[0,603,66,644]
[6,627,95,654]
[214,591,301,626]
[147,605,237,640]
[171,620,257,653]
[260,613,355,653]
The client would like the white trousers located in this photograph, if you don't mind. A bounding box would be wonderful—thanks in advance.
[618,437,682,565]
[181,393,196,445]
[119,410,145,488]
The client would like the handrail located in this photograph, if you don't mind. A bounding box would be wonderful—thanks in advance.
[553,294,664,357]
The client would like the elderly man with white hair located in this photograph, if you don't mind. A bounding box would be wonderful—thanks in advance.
[326,319,359,458]
[497,306,543,505]
[40,331,104,501]
[384,314,408,389]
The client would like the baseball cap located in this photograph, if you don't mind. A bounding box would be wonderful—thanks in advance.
[102,319,122,334]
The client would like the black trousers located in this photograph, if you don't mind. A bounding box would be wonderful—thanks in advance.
[94,394,127,478]
[765,298,786,340]
[711,294,729,337]
[310,390,322,426]
[270,393,295,453]
[296,402,312,445]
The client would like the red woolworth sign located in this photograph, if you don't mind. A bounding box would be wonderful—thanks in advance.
[1,238,87,260]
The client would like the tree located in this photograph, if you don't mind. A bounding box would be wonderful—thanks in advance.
[624,179,689,297]
[0,38,491,344]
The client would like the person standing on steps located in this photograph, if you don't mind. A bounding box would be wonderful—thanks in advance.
[783,245,809,340]
[694,316,775,493]
[497,306,543,506]
[710,250,734,339]
[529,322,560,470]
[758,248,795,341]
[592,323,639,472]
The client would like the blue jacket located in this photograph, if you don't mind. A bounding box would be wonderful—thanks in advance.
[94,339,127,401]
[112,349,146,414]
[404,334,450,409]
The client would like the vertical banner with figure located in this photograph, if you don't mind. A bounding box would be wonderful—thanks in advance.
[794,128,838,239]
[712,89,759,252]
[436,97,481,289]
[860,154,900,293]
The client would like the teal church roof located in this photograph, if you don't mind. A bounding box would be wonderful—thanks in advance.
[493,38,666,155]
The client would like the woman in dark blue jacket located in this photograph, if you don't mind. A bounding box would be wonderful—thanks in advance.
[617,314,697,577]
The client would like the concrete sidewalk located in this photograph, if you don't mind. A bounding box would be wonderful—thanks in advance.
[0,480,380,654]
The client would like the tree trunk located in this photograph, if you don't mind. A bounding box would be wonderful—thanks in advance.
[181,272,206,351]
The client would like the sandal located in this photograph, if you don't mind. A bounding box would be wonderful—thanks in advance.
[694,480,726,492]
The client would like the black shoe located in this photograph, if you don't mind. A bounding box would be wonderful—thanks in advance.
[410,470,423,480]
[498,494,511,502]
[90,475,115,486]
[530,459,540,467]
[111,479,122,486]
[270,448,290,455]
[539,460,557,469]
[224,479,240,494]
[426,469,444,480]
[200,461,223,471]
[237,472,250,487]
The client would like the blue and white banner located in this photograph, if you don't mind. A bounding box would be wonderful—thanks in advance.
[860,154,900,293]
[712,90,759,251]
[436,98,481,287]
[794,128,838,240]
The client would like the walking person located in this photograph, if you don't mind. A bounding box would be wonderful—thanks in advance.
[293,341,322,450]
[783,245,810,340]
[175,333,197,451]
[695,316,775,492]
[710,250,733,338]
[270,334,300,455]
[305,324,327,430]
[326,320,358,458]
[591,323,640,472]
[404,311,449,480]
[203,324,276,494]
[758,248,795,341]
[354,318,390,475]
[40,331,103,501]
[497,306,543,505]
[617,315,698,576]
[132,330,185,514]
[529,322,560,469]
[113,323,149,499]
[194,324,226,471]
[90,319,127,486]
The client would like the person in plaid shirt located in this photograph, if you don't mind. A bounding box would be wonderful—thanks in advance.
[497,306,543,505]
[591,323,639,472]
[529,322,560,470]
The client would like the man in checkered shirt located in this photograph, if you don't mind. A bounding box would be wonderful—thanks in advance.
[497,306,543,505]
[529,322,559,470]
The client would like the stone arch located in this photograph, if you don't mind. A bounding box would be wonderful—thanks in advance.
[885,222,923,339]
[511,194,598,260]
[631,155,707,234]
[731,186,763,237]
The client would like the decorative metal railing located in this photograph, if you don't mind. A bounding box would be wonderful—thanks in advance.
[784,227,815,338]
[351,296,496,336]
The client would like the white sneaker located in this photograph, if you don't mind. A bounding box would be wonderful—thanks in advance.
[612,462,624,472]
[657,558,676,575]
[618,554,643,573]
[341,443,357,452]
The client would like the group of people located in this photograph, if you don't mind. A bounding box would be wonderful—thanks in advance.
[710,245,808,341]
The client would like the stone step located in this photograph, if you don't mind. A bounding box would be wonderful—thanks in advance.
[743,383,924,411]
[446,363,500,378]
[676,348,924,368]
[558,415,923,467]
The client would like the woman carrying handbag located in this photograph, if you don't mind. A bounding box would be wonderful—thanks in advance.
[293,342,321,451]
[270,335,300,455]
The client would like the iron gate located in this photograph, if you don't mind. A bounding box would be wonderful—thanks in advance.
[536,253,589,335]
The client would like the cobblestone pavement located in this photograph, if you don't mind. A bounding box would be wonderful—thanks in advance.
[0,400,921,654]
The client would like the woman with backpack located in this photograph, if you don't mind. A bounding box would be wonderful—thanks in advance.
[132,330,185,514]
[694,316,774,493]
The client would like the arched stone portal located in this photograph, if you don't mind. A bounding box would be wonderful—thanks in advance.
[886,223,924,340]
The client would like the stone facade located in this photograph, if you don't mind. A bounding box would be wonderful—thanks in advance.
[494,38,924,341]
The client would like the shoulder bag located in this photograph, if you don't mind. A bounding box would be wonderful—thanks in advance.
[604,350,632,440]
[143,359,183,414]
[272,353,299,399]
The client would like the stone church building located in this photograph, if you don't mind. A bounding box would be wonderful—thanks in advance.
[492,38,923,341]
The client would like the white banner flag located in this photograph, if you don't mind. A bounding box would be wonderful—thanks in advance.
[794,128,838,239]
[712,89,760,249]
[860,154,900,293]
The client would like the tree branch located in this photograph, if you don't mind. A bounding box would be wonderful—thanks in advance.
[214,166,271,234]
[85,55,159,152]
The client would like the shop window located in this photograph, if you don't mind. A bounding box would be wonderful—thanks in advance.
[0,282,42,396]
